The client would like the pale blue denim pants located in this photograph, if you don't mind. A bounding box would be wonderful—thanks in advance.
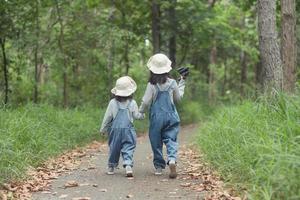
[108,101,136,168]
[149,82,180,169]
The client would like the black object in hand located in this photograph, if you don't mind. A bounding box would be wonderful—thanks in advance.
[177,67,189,78]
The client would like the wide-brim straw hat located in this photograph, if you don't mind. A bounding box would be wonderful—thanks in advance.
[111,76,137,97]
[147,53,172,74]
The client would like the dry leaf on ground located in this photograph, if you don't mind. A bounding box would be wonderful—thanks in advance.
[72,197,91,200]
[64,180,79,188]
[126,194,134,198]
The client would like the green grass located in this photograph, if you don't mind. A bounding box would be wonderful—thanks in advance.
[0,104,149,184]
[197,94,300,199]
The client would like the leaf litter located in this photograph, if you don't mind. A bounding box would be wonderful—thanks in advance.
[0,141,104,200]
[178,145,245,200]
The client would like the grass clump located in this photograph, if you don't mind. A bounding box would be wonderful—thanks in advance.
[197,94,300,200]
[0,104,104,183]
[0,103,149,184]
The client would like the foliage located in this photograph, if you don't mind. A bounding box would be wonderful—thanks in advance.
[197,93,300,199]
[0,104,147,184]
[0,0,263,107]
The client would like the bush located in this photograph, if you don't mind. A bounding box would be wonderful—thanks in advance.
[197,94,300,200]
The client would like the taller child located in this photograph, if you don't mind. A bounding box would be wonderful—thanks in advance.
[139,54,185,179]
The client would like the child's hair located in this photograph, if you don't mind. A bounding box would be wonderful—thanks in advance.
[114,95,133,102]
[148,71,170,85]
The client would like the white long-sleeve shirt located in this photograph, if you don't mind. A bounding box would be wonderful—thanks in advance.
[100,99,144,133]
[139,78,185,113]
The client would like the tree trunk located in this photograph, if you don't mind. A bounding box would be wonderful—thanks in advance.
[33,0,40,103]
[208,0,217,8]
[121,9,130,75]
[240,51,247,97]
[0,38,8,105]
[107,0,115,94]
[151,0,161,54]
[208,0,217,103]
[124,41,130,75]
[208,41,217,103]
[55,0,68,108]
[168,0,177,67]
[255,59,263,92]
[221,63,227,96]
[281,0,297,92]
[257,0,283,93]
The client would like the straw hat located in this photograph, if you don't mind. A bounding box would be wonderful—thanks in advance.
[111,76,137,97]
[147,53,172,74]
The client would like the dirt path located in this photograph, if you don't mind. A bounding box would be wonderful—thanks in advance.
[26,125,240,200]
[29,125,206,200]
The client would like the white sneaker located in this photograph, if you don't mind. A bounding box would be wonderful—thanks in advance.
[125,166,133,177]
[154,168,163,176]
[107,167,114,175]
[169,160,177,179]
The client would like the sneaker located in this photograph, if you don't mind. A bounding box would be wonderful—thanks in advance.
[107,167,114,175]
[154,167,163,176]
[168,160,177,179]
[125,166,133,177]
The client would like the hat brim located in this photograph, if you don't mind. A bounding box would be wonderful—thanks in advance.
[111,86,137,97]
[149,66,172,74]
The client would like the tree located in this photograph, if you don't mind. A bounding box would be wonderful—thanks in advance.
[281,0,297,92]
[33,0,40,103]
[208,0,217,103]
[168,0,177,67]
[55,0,68,107]
[151,0,161,53]
[107,0,116,92]
[257,0,283,93]
[0,38,8,104]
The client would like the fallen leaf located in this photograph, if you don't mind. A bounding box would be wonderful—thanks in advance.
[72,197,91,200]
[59,194,68,199]
[79,183,90,187]
[64,181,79,188]
[41,191,52,194]
[87,166,96,170]
[180,183,192,187]
[0,192,7,200]
[169,196,182,199]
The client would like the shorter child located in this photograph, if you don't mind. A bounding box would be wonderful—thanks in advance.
[100,76,144,177]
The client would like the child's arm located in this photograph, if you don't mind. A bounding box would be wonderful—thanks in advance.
[173,79,185,102]
[100,100,114,134]
[132,100,145,120]
[139,83,153,113]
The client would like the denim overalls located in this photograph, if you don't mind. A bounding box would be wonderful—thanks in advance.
[149,81,180,169]
[108,100,137,168]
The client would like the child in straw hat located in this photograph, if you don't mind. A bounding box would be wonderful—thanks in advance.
[100,76,144,177]
[139,53,186,179]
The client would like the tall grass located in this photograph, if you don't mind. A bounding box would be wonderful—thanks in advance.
[197,94,300,199]
[0,104,149,183]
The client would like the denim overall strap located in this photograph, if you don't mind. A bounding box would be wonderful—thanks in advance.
[111,100,132,129]
[149,80,180,169]
[108,99,136,168]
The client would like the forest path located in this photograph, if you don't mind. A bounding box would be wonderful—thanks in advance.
[31,125,216,200]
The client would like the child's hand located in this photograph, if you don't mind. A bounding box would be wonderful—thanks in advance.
[99,130,106,136]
